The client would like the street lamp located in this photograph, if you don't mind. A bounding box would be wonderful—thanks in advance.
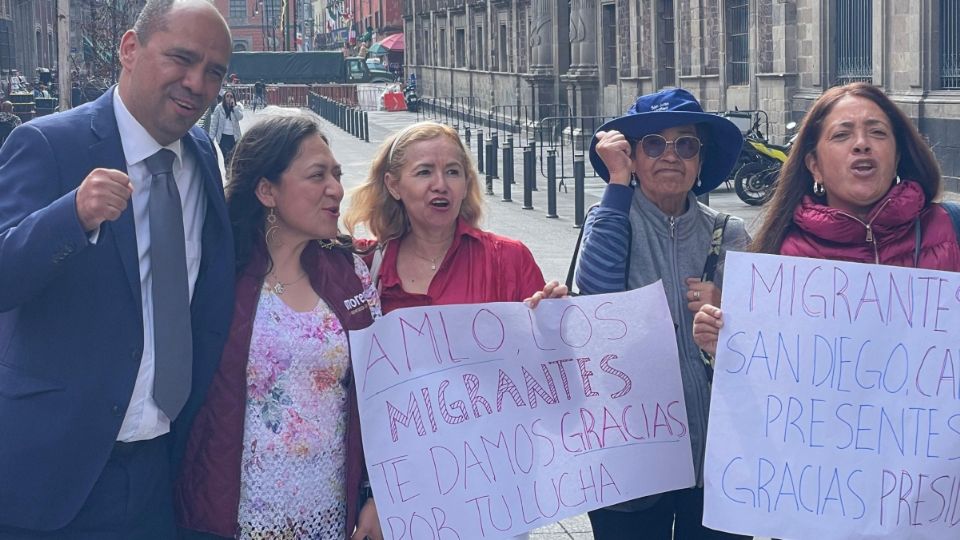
[253,1,266,51]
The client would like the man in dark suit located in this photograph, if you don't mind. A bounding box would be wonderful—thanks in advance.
[0,1,235,537]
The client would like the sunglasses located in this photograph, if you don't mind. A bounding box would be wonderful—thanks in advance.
[636,134,703,160]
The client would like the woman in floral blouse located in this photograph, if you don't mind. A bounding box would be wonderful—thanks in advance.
[175,114,382,540]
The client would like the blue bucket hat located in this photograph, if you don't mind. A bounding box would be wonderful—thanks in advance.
[588,88,744,195]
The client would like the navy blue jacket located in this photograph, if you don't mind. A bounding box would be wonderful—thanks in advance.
[0,90,235,530]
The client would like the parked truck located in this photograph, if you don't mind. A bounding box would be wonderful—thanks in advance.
[228,51,396,85]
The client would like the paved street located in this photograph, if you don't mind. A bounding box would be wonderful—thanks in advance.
[238,105,768,540]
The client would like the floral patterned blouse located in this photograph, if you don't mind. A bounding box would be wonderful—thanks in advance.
[237,255,380,539]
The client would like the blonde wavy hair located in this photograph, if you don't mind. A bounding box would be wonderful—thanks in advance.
[344,121,484,241]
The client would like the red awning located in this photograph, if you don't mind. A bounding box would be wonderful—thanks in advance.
[377,33,405,52]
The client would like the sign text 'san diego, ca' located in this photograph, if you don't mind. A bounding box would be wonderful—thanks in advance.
[706,252,960,540]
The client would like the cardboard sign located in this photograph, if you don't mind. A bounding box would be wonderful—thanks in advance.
[704,252,960,539]
[350,283,695,539]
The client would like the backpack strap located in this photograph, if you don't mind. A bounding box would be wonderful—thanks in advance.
[701,213,731,282]
[916,201,960,268]
[369,241,387,294]
[941,201,960,241]
[565,204,595,293]
[565,203,632,295]
[699,212,730,384]
[914,217,922,268]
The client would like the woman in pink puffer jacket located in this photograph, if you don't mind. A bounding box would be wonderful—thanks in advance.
[694,81,960,353]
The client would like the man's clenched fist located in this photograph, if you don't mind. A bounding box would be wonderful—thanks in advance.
[75,168,133,232]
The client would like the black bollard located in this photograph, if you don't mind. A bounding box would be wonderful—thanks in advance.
[477,131,485,174]
[465,126,471,146]
[522,145,534,210]
[490,132,499,180]
[502,135,513,202]
[574,155,585,228]
[363,112,370,142]
[546,150,558,218]
[484,139,495,195]
[529,141,539,191]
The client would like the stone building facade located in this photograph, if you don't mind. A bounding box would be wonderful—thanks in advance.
[3,0,58,84]
[405,0,960,184]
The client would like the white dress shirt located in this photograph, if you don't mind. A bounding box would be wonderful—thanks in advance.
[112,88,208,441]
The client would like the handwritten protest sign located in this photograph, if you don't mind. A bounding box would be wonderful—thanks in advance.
[350,283,695,539]
[704,252,960,539]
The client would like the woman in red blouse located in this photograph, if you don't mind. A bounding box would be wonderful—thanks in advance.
[344,121,565,313]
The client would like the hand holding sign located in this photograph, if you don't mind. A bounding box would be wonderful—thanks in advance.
[704,252,960,540]
[350,283,696,539]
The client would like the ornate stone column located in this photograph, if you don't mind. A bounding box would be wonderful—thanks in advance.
[527,0,558,119]
[561,0,599,116]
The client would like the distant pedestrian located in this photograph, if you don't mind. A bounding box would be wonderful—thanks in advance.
[209,90,244,163]
[32,84,50,99]
[0,100,21,144]
[253,79,266,111]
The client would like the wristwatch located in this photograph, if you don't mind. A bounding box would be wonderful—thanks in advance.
[360,480,374,501]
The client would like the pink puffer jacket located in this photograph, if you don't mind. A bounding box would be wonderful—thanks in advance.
[780,180,960,271]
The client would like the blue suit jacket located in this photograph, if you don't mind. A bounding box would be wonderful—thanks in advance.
[0,90,235,530]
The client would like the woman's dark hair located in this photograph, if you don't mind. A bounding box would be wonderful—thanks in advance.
[752,82,943,255]
[226,114,330,273]
[222,90,235,117]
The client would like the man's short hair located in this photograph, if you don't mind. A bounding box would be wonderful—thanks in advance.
[1,101,13,113]
[132,0,177,44]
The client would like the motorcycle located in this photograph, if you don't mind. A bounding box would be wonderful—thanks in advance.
[734,120,797,206]
[403,74,420,113]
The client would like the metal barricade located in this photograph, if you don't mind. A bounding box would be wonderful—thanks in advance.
[416,96,482,128]
[356,83,393,112]
[487,104,572,148]
[312,84,359,107]
[536,115,614,186]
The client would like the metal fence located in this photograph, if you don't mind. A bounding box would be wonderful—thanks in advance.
[727,0,750,85]
[222,83,313,108]
[416,97,484,127]
[536,115,615,185]
[834,0,873,84]
[942,0,960,89]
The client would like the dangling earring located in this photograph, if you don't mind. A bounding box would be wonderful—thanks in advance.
[813,179,825,196]
[265,207,282,246]
[894,175,902,186]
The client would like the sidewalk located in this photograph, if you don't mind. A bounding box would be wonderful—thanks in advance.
[236,106,774,540]
[239,106,595,539]
[239,106,602,281]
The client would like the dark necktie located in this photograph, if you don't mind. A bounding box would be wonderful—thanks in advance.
[145,149,192,421]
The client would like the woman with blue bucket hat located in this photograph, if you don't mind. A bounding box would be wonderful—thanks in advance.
[576,88,751,539]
